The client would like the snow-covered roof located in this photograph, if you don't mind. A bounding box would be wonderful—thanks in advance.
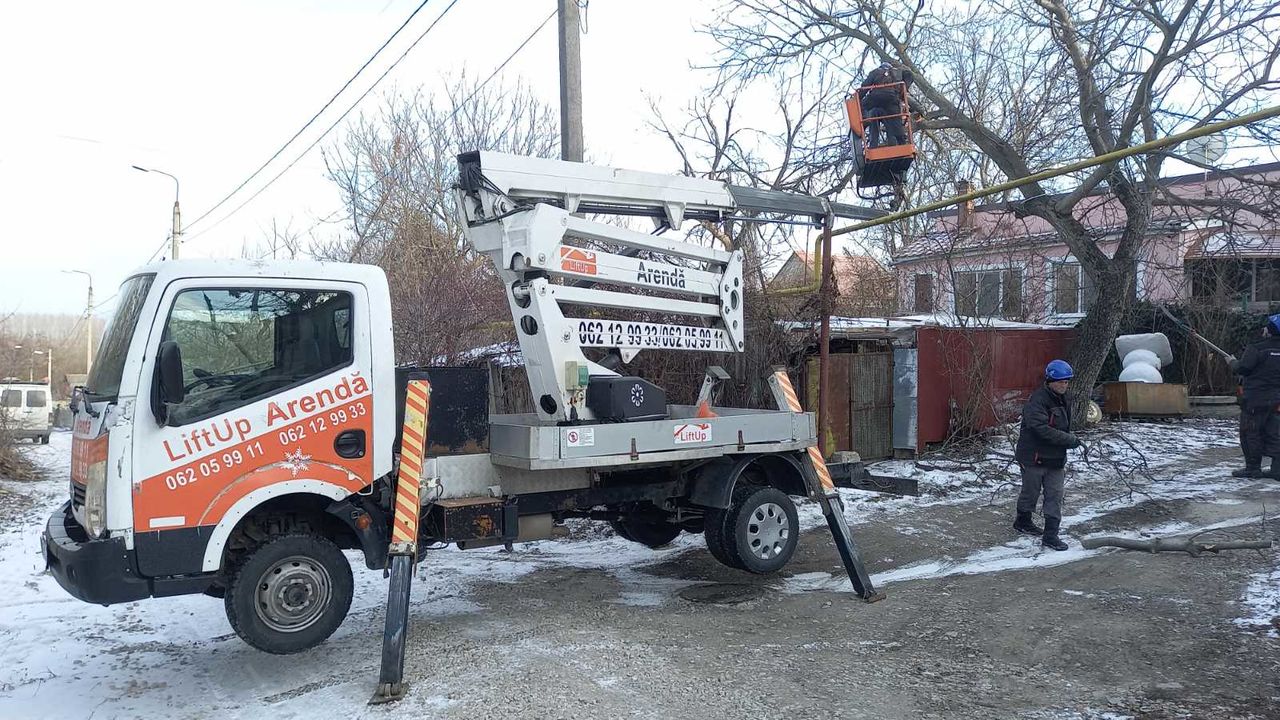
[781,313,1074,342]
[444,341,524,368]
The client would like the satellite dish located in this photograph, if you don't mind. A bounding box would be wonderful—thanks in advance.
[1186,135,1227,165]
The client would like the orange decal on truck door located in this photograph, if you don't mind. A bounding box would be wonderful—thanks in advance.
[133,391,374,532]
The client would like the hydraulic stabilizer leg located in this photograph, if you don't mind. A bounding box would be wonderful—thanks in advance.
[370,380,432,705]
[767,370,885,602]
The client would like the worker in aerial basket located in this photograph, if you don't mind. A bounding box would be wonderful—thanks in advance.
[1227,314,1280,479]
[858,61,924,148]
[1013,359,1082,551]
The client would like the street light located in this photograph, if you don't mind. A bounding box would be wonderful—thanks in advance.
[32,350,51,384]
[13,346,49,383]
[62,270,94,375]
[131,165,182,259]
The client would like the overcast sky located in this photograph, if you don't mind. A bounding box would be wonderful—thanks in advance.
[4,2,1276,321]
[0,0,729,317]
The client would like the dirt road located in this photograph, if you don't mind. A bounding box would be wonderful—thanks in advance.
[1,421,1277,719]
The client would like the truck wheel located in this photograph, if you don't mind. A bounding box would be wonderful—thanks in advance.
[612,517,682,548]
[40,434,50,445]
[224,533,353,654]
[719,485,798,574]
[703,507,741,570]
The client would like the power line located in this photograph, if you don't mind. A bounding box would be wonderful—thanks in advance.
[442,8,556,126]
[247,7,557,261]
[183,0,438,233]
[185,0,466,246]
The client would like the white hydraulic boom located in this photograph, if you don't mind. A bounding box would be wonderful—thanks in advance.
[455,151,879,424]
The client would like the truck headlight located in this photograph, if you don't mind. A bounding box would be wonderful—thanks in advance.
[84,461,107,538]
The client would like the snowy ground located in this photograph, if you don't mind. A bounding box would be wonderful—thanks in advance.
[0,420,1277,719]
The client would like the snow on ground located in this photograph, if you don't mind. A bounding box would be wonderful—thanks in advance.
[1235,557,1280,638]
[0,419,1266,718]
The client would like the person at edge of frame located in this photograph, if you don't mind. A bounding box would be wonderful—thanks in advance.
[1227,313,1280,479]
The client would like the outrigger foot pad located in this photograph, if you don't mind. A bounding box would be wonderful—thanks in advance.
[370,682,408,705]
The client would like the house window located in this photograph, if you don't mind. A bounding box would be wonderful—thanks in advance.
[913,274,935,313]
[953,268,1022,318]
[1052,262,1095,315]
[1190,259,1280,304]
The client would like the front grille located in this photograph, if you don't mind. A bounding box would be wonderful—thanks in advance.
[70,481,86,509]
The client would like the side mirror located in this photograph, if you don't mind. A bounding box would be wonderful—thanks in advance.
[153,341,185,424]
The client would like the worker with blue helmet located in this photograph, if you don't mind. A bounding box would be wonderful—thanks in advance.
[1012,359,1082,551]
[1227,313,1280,479]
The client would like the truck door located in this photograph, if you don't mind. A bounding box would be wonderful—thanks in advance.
[131,280,375,577]
[25,387,49,436]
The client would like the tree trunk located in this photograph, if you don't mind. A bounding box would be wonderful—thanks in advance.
[1066,257,1136,420]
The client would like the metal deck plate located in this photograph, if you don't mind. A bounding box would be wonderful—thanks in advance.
[487,406,816,470]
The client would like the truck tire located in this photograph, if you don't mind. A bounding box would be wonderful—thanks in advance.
[224,533,353,654]
[716,484,798,574]
[40,434,50,445]
[703,507,741,570]
[611,517,682,548]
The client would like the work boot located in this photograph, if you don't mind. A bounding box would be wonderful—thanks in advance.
[1041,517,1069,552]
[1013,512,1042,536]
[1232,465,1265,478]
[1266,464,1280,481]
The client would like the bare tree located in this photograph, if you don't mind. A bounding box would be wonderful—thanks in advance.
[703,0,1280,416]
[318,74,560,365]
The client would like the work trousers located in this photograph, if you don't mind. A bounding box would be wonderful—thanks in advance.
[1239,406,1280,467]
[1017,464,1065,520]
[863,104,906,147]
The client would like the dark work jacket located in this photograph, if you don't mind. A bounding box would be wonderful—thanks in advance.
[1014,385,1078,469]
[861,67,901,108]
[1233,336,1280,409]
[859,67,923,116]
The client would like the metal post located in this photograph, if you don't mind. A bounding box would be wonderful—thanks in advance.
[370,380,431,704]
[171,199,182,260]
[85,281,93,374]
[768,370,883,602]
[63,270,93,374]
[131,165,181,259]
[817,219,833,457]
[557,0,584,162]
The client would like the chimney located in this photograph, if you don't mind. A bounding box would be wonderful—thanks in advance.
[955,179,975,231]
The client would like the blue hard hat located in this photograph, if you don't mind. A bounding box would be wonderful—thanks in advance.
[1269,314,1280,333]
[1045,359,1074,381]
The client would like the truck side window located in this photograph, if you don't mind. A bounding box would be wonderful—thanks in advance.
[1,390,20,408]
[161,288,354,425]
[26,390,47,408]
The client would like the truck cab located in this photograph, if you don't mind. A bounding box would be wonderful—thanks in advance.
[45,259,398,652]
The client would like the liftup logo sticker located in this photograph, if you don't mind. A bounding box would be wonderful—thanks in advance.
[559,247,598,275]
[673,422,712,444]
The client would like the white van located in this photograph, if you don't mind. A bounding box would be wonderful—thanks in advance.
[1,382,53,443]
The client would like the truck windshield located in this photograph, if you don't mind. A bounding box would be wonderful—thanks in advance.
[85,274,155,401]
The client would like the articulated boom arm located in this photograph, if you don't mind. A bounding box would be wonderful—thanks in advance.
[454,151,877,424]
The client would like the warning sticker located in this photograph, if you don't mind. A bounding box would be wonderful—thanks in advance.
[565,427,595,447]
[673,423,712,444]
[559,246,598,275]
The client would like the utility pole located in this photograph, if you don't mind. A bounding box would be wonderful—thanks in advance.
[557,0,584,162]
[132,165,182,259]
[64,270,93,374]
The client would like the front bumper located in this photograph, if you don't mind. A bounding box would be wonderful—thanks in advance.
[42,501,151,605]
